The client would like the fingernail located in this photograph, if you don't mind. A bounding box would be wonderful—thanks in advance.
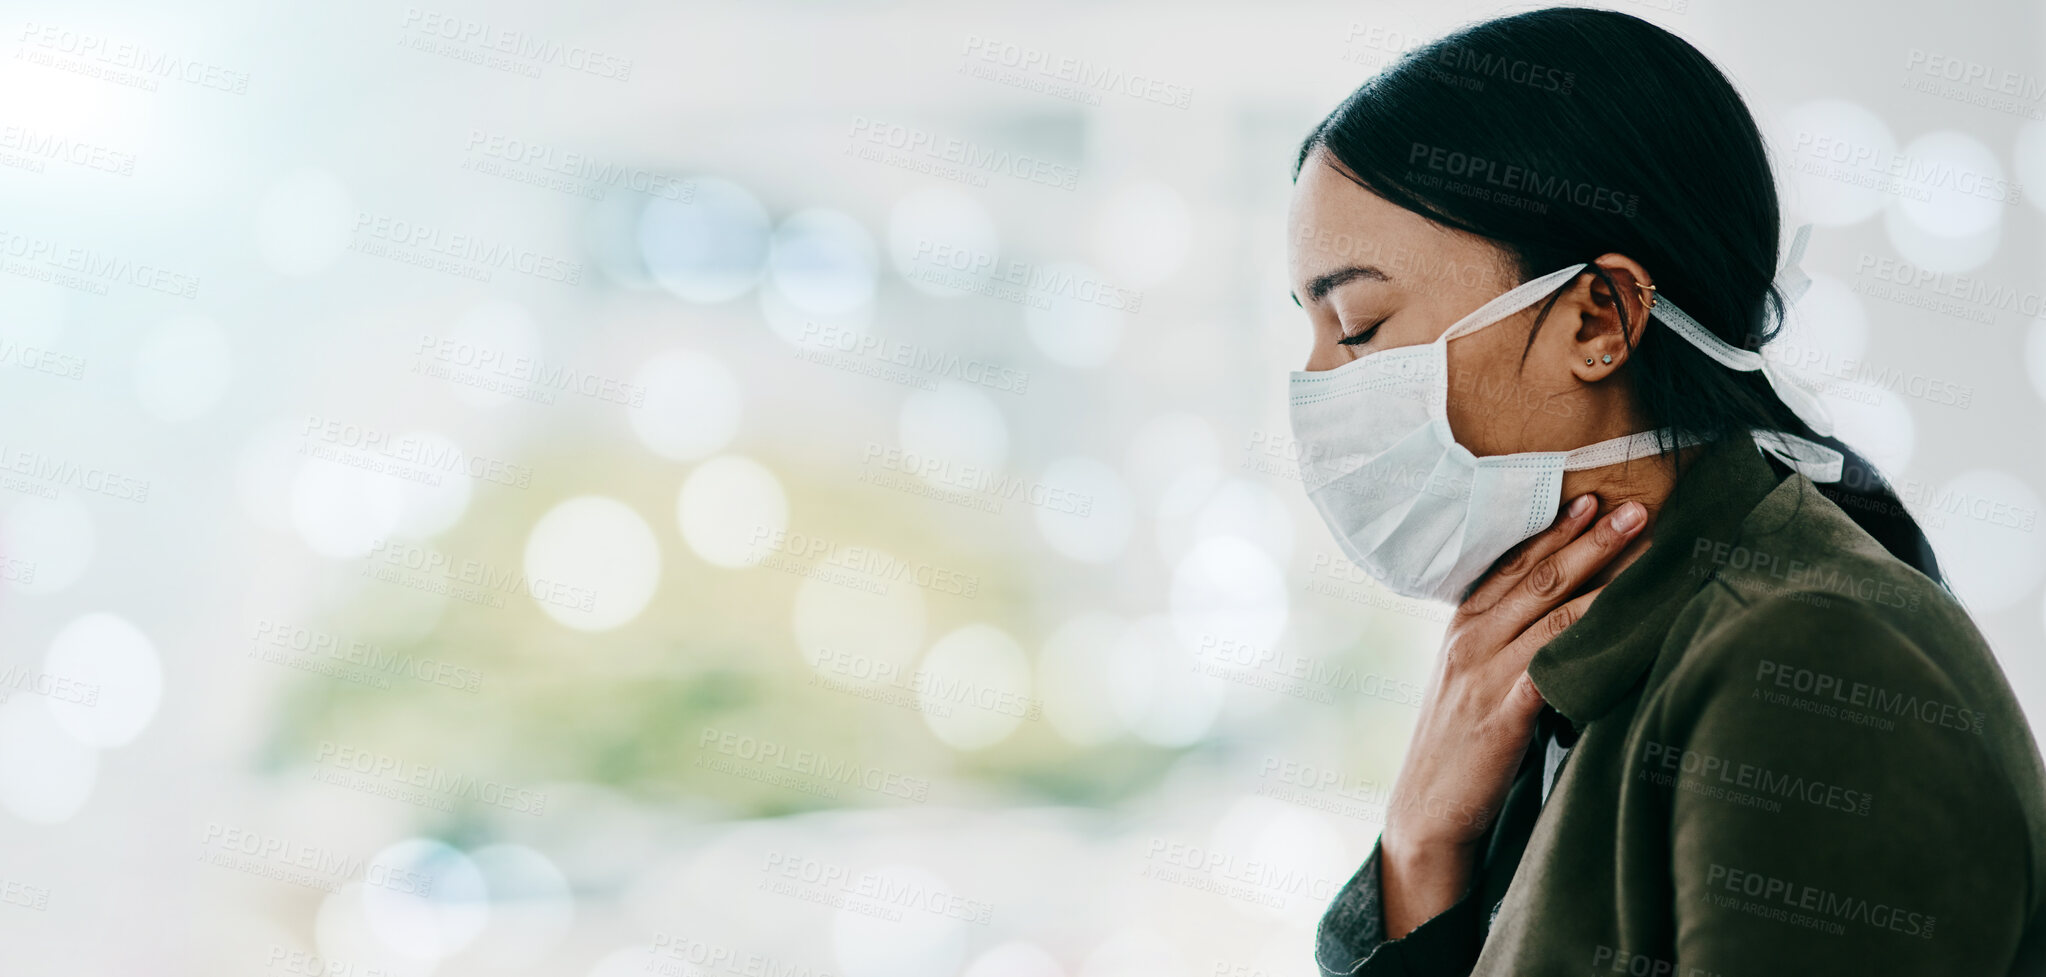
[1612,501,1644,532]
[1569,494,1593,518]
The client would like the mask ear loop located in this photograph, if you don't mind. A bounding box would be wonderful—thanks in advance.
[1638,222,1844,482]
[1428,232,1841,482]
[1437,263,1588,344]
[1426,264,1589,449]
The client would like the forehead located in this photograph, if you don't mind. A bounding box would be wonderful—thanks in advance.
[1285,156,1508,289]
[1287,159,1412,272]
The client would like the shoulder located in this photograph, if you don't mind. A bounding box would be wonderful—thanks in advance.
[1668,472,1986,712]
[1659,592,1964,725]
[1635,482,2028,814]
[1633,477,2046,944]
[1640,470,2018,767]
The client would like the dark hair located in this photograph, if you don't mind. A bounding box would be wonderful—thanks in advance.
[1293,6,1945,587]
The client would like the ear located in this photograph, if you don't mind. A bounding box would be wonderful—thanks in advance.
[1567,253,1656,383]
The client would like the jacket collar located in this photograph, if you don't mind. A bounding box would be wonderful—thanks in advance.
[1527,433,1787,727]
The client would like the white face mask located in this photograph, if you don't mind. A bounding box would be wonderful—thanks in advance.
[1287,224,1844,604]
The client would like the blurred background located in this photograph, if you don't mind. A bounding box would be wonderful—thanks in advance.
[0,0,2042,973]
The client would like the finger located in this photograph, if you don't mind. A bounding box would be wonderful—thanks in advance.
[1462,492,1599,616]
[1473,671,1552,784]
[1496,499,1643,624]
[1498,670,1550,733]
[1496,581,1606,673]
[1489,501,1643,636]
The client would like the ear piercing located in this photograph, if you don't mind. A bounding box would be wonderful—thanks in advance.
[1584,281,1651,369]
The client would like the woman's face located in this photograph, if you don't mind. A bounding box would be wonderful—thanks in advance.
[1283,152,1651,456]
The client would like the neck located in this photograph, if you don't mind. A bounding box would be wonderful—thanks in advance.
[1560,444,1701,593]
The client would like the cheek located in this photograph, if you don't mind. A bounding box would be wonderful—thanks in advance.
[1441,333,1522,454]
[1443,329,1580,455]
[1303,335,1349,373]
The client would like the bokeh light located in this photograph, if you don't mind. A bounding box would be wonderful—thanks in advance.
[524,496,663,631]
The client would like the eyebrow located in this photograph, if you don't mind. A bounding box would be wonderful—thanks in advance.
[1293,265,1391,306]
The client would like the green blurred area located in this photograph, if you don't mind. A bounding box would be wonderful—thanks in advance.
[257,438,1216,826]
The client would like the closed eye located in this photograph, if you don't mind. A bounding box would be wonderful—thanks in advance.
[1338,320,1385,346]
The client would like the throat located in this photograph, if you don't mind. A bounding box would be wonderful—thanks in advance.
[1558,443,1699,595]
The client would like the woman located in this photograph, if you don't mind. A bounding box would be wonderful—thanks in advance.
[1287,8,2046,975]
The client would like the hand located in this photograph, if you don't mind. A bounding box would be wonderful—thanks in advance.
[1377,493,1647,938]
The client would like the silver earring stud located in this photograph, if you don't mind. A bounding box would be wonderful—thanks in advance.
[1601,354,1613,364]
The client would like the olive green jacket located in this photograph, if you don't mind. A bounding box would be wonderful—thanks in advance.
[1315,433,2046,976]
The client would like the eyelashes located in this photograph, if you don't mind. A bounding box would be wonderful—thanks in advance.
[1338,319,1386,346]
